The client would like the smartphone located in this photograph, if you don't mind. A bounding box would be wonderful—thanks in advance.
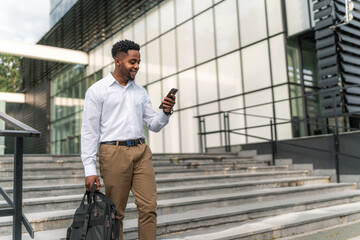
[159,88,178,109]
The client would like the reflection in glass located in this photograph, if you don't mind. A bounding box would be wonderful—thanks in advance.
[161,30,177,78]
[178,68,197,109]
[214,0,239,56]
[193,0,212,15]
[238,0,267,46]
[177,21,195,71]
[176,0,192,24]
[242,41,271,92]
[147,39,161,83]
[197,61,218,104]
[160,0,175,34]
[194,9,215,64]
[266,0,283,36]
[285,0,311,36]
[134,16,146,46]
[218,51,242,98]
[146,7,160,41]
[180,108,199,152]
[270,34,288,85]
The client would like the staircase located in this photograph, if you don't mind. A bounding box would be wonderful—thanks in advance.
[1,150,360,239]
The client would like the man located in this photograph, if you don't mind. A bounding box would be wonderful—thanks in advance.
[81,39,176,240]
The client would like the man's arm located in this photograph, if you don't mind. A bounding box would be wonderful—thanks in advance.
[143,94,176,132]
[81,87,102,191]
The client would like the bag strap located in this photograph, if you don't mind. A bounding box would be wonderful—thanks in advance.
[80,211,91,240]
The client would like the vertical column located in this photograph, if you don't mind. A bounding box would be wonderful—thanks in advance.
[13,137,23,240]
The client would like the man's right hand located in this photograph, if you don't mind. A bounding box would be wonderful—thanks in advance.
[85,175,101,191]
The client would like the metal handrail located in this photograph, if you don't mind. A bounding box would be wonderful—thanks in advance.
[195,84,360,183]
[0,111,40,240]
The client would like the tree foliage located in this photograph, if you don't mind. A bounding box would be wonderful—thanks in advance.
[0,54,22,92]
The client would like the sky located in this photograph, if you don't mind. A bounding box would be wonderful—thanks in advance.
[0,0,50,44]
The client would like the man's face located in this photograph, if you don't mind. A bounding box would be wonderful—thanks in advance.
[116,50,141,80]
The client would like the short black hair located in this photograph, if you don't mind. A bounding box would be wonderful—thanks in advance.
[111,39,140,58]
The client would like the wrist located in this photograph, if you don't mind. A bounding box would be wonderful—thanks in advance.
[163,108,173,116]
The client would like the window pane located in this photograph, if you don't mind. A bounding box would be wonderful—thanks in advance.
[178,68,197,109]
[134,16,146,46]
[123,26,133,41]
[245,88,272,107]
[245,104,273,143]
[176,0,192,24]
[147,82,163,152]
[163,111,180,152]
[197,61,218,104]
[270,34,287,85]
[146,7,160,41]
[162,76,178,98]
[218,51,242,98]
[161,30,177,77]
[239,0,267,46]
[194,9,215,64]
[194,0,212,15]
[285,0,311,36]
[94,45,103,72]
[103,38,113,66]
[242,41,271,92]
[275,100,292,140]
[160,0,175,33]
[136,45,147,86]
[199,102,221,148]
[215,0,239,56]
[147,40,161,83]
[177,21,195,71]
[180,108,199,152]
[266,0,283,36]
[220,97,245,145]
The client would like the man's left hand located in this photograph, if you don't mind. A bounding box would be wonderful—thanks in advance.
[162,94,176,113]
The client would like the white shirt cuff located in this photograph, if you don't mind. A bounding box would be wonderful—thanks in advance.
[84,164,97,177]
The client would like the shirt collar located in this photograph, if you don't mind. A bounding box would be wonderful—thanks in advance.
[106,72,134,88]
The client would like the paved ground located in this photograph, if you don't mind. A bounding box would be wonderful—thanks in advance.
[281,221,360,240]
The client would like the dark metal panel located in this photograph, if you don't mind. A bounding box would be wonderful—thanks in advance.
[338,33,360,47]
[316,35,335,49]
[314,0,331,11]
[317,45,337,58]
[342,73,360,84]
[338,25,360,37]
[315,16,334,30]
[322,107,343,116]
[345,94,360,105]
[341,62,360,75]
[319,65,338,76]
[345,105,360,113]
[340,53,360,66]
[320,86,341,97]
[315,27,334,40]
[318,55,337,68]
[319,75,339,87]
[321,95,342,107]
[314,7,332,20]
[344,84,360,95]
[338,42,360,55]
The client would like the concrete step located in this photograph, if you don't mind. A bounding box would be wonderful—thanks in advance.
[2,176,331,199]
[158,201,360,240]
[0,165,289,178]
[3,190,360,238]
[2,183,355,215]
[0,170,310,187]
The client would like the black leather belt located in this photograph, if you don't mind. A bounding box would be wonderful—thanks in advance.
[101,138,145,147]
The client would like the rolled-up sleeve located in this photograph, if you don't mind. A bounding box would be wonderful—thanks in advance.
[81,88,102,177]
[143,95,169,132]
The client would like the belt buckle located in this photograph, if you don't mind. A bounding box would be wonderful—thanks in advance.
[127,140,134,147]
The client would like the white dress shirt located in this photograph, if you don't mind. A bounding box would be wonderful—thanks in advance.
[81,72,170,176]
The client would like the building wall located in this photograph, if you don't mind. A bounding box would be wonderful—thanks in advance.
[49,0,318,154]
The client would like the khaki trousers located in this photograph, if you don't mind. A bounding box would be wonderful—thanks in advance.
[99,143,157,240]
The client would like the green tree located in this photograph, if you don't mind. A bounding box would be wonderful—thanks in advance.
[0,54,22,92]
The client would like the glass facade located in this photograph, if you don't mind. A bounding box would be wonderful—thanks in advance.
[50,0,79,27]
[49,0,323,154]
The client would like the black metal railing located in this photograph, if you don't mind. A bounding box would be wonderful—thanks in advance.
[195,84,360,183]
[0,112,41,239]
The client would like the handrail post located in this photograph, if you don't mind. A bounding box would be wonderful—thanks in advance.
[223,113,231,152]
[13,137,24,240]
[332,90,340,183]
[226,113,231,152]
[270,120,276,166]
[202,118,207,153]
[198,117,204,153]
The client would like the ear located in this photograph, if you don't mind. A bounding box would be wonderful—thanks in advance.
[114,57,121,66]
